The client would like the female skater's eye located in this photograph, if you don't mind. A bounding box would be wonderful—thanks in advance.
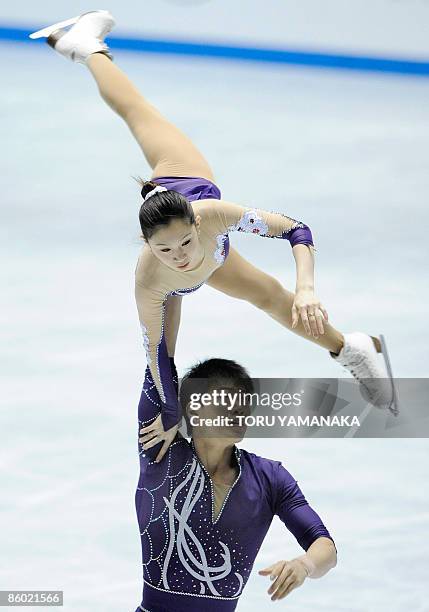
[182,239,191,246]
[160,248,171,253]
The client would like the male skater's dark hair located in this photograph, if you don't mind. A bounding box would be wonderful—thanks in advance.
[179,358,255,436]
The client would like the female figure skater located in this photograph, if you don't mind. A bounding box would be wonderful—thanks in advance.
[30,10,398,462]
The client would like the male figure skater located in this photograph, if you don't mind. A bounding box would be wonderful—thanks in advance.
[135,356,337,611]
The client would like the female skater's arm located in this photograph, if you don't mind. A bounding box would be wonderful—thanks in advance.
[209,198,317,285]
[135,280,182,433]
[290,243,326,331]
[208,199,328,333]
[209,199,316,253]
[137,356,181,462]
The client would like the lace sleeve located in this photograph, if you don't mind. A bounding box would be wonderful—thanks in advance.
[211,199,316,254]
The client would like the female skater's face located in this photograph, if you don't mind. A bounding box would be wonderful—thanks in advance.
[147,217,202,271]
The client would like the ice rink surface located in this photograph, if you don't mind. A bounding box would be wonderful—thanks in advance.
[1,42,429,610]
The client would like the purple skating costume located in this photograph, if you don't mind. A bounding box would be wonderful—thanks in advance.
[135,176,315,432]
[134,357,337,612]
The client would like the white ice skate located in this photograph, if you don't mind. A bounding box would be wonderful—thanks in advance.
[29,10,115,64]
[330,332,399,416]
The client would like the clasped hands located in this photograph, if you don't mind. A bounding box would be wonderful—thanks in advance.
[291,288,328,339]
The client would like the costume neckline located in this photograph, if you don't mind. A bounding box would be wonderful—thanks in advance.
[190,438,242,524]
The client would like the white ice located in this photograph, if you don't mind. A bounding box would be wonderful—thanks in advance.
[1,42,429,611]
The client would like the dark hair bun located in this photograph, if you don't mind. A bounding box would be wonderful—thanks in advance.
[133,174,195,241]
[139,179,159,200]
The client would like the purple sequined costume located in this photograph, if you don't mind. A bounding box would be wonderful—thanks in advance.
[134,358,336,612]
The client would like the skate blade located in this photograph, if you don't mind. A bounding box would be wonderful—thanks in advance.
[29,16,80,39]
[379,334,400,417]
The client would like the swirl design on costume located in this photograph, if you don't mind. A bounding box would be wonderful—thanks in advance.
[162,457,243,597]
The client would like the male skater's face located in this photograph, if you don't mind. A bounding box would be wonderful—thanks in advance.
[187,377,252,442]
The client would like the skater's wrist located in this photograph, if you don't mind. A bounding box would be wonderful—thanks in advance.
[295,282,314,292]
[294,554,316,578]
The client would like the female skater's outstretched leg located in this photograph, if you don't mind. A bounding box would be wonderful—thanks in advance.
[207,246,345,354]
[86,53,215,181]
[208,253,398,414]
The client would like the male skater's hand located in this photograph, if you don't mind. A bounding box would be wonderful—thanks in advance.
[139,415,179,463]
[258,559,308,601]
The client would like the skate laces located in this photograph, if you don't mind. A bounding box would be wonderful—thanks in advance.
[342,350,382,382]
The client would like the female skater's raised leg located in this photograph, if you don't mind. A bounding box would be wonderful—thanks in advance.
[31,10,215,181]
[86,53,215,181]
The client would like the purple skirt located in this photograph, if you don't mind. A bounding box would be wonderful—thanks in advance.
[152,175,221,202]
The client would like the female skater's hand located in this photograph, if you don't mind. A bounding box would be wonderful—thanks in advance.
[291,289,328,338]
[258,559,308,601]
[139,415,179,463]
